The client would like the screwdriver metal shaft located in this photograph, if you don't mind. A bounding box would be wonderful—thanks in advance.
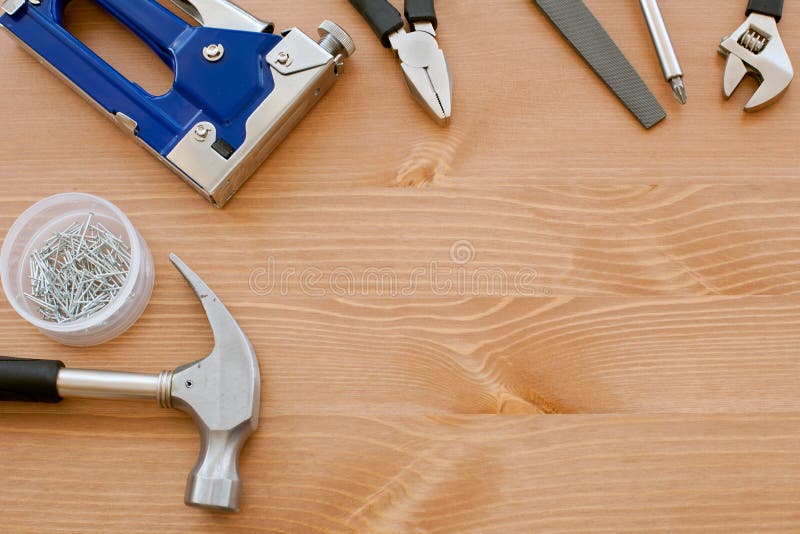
[640,0,687,104]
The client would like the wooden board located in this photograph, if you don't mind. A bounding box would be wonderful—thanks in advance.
[0,0,798,531]
[2,414,799,533]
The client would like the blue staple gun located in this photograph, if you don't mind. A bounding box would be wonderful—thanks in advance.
[0,0,355,206]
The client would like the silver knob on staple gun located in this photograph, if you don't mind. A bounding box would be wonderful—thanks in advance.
[0,255,260,512]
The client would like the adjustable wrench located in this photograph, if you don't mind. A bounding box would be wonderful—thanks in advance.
[719,0,794,111]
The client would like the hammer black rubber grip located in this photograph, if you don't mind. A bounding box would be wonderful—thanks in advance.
[349,0,404,47]
[747,0,783,22]
[405,0,438,30]
[0,357,64,403]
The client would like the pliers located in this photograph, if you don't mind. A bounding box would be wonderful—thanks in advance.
[348,0,452,125]
[718,0,794,111]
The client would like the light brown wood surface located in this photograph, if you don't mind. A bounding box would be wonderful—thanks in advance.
[0,0,799,532]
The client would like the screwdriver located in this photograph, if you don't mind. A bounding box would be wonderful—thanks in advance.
[640,0,687,104]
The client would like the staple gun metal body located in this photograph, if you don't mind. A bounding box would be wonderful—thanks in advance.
[0,0,354,206]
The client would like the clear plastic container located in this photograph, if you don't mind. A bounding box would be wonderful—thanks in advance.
[1,193,154,346]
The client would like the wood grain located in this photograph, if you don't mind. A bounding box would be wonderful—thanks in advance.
[0,0,799,531]
[4,184,800,297]
[1,295,798,415]
[1,414,799,533]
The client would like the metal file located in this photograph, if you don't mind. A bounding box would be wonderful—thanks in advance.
[535,0,665,129]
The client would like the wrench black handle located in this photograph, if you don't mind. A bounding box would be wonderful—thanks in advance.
[747,0,783,22]
[405,0,438,30]
[0,357,64,403]
[349,0,404,48]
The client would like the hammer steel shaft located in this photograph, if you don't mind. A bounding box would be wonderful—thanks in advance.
[57,368,172,405]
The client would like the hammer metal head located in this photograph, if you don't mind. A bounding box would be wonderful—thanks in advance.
[167,253,260,512]
[719,13,794,111]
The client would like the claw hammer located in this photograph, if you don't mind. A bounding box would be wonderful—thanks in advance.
[0,254,260,512]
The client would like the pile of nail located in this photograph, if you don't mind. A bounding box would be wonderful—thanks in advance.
[26,214,131,323]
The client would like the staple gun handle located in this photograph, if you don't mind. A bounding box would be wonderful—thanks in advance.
[95,0,189,62]
[2,0,282,170]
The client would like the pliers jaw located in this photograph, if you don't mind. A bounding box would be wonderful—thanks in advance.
[388,24,452,125]
[719,13,794,111]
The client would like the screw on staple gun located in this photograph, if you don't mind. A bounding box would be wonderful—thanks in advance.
[0,0,355,207]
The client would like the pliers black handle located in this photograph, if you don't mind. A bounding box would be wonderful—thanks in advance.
[349,0,438,47]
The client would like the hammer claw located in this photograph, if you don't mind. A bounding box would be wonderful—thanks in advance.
[170,253,249,354]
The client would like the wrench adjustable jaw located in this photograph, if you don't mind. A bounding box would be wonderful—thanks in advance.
[168,253,260,512]
[719,13,794,111]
